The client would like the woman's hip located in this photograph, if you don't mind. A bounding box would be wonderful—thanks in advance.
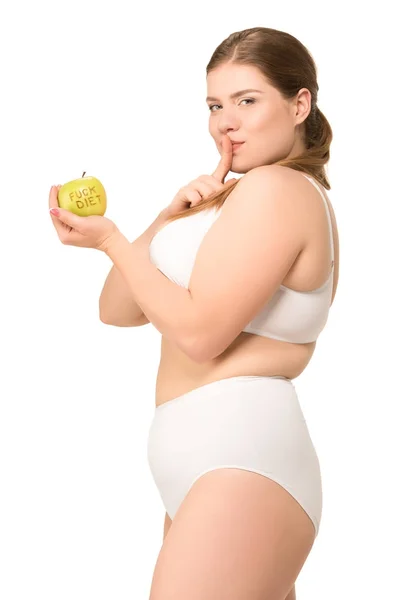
[147,374,321,486]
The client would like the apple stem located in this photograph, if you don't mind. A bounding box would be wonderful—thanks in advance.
[82,171,86,177]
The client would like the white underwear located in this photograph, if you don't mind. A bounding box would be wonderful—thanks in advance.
[147,375,323,537]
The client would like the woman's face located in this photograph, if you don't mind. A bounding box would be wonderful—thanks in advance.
[206,63,311,173]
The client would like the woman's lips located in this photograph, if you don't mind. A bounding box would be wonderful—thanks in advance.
[232,142,244,152]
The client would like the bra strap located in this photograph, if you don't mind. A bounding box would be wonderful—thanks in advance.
[301,174,334,267]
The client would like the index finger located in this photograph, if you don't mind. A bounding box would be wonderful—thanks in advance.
[212,135,233,183]
[48,185,61,210]
[49,185,64,236]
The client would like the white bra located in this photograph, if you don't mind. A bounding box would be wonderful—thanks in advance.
[149,174,334,344]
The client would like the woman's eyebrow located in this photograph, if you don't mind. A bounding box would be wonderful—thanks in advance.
[206,88,264,102]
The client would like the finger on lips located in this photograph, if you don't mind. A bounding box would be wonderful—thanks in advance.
[212,134,233,183]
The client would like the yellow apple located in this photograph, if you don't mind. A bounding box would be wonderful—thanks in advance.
[57,172,107,217]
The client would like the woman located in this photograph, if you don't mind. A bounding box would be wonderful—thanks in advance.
[50,26,339,600]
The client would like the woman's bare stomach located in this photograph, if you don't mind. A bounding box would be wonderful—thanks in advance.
[155,332,316,407]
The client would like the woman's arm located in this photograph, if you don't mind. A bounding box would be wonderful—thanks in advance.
[99,210,167,326]
[101,229,199,360]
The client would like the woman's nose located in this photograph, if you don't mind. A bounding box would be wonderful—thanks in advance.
[218,119,241,135]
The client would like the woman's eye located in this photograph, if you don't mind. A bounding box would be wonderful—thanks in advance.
[208,98,255,112]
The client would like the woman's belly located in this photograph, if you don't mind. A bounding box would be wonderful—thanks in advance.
[155,332,316,407]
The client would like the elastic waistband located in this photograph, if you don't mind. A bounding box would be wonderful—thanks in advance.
[155,375,294,413]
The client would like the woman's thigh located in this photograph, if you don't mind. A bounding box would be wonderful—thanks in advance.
[162,510,297,600]
[163,512,172,542]
[153,469,307,599]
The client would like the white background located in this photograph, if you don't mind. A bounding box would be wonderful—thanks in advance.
[1,1,399,598]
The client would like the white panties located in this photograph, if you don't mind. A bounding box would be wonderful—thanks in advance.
[147,375,323,537]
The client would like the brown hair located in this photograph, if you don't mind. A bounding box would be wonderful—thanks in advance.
[165,26,333,226]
